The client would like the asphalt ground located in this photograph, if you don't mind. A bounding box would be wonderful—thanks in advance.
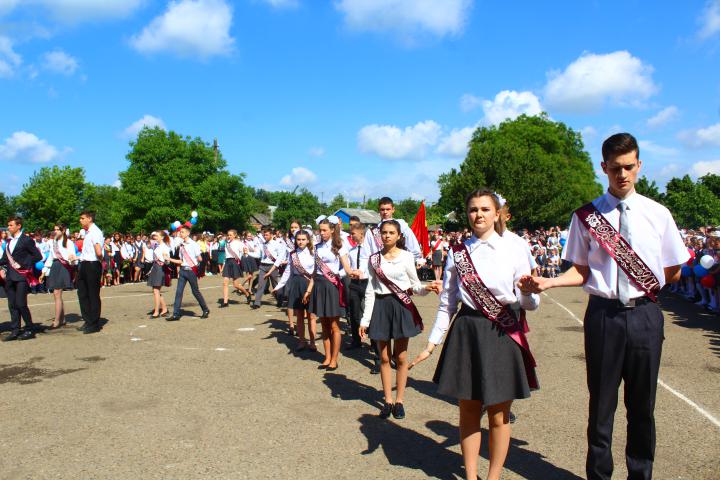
[1,276,718,479]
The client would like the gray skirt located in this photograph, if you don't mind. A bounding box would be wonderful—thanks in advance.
[146,263,165,288]
[223,259,243,279]
[367,294,421,341]
[432,250,444,267]
[309,275,343,318]
[47,260,75,291]
[240,256,257,273]
[286,274,310,310]
[433,304,535,405]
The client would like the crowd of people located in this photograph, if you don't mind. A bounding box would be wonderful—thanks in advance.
[0,132,710,479]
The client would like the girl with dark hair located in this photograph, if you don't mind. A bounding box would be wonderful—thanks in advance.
[360,220,440,419]
[304,216,354,370]
[273,230,317,351]
[111,232,123,286]
[221,229,252,307]
[45,223,78,328]
[240,231,259,295]
[410,188,540,480]
[147,231,172,318]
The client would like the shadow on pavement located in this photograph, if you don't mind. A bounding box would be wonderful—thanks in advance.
[262,318,325,362]
[323,372,383,409]
[660,291,720,358]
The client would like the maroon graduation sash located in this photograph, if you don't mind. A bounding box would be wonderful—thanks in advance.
[180,244,203,278]
[5,243,39,287]
[451,243,538,389]
[290,252,312,279]
[53,241,76,283]
[285,237,294,251]
[369,252,423,330]
[263,243,276,263]
[575,202,660,301]
[314,255,346,308]
[371,226,383,249]
[225,241,242,264]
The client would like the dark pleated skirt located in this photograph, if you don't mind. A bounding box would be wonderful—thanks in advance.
[146,263,165,287]
[47,260,74,291]
[223,259,243,279]
[309,275,342,318]
[433,304,534,405]
[432,250,443,266]
[241,256,257,273]
[368,294,420,341]
[286,275,310,310]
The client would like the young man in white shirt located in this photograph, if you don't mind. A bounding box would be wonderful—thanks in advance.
[77,211,104,334]
[167,226,209,321]
[252,228,286,310]
[521,133,688,480]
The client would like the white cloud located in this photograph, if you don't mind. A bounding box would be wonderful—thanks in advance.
[25,0,144,23]
[130,0,235,59]
[692,159,720,176]
[0,35,21,78]
[436,126,475,157]
[459,93,482,112]
[698,0,720,40]
[543,51,658,113]
[580,126,597,141]
[335,0,472,39]
[678,123,720,148]
[358,120,441,159]
[0,0,19,16]
[280,166,317,186]
[42,49,79,75]
[0,131,66,163]
[638,140,678,157]
[309,146,325,157]
[123,115,166,138]
[481,90,543,125]
[260,0,299,8]
[659,163,680,177]
[646,106,679,128]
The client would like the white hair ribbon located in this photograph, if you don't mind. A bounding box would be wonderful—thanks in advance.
[327,215,340,225]
[315,215,327,225]
[494,192,507,207]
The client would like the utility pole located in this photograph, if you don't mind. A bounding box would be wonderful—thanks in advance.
[213,138,219,168]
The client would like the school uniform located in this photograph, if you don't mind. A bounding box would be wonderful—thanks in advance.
[347,241,369,346]
[430,237,447,267]
[147,243,170,288]
[223,239,245,279]
[309,240,348,318]
[429,232,540,406]
[77,223,104,332]
[0,231,43,337]
[359,218,424,265]
[275,247,314,310]
[45,239,77,292]
[172,239,209,318]
[562,191,689,480]
[360,249,428,341]
[253,238,286,307]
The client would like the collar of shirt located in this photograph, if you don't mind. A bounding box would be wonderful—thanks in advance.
[604,190,639,211]
[12,230,23,240]
[466,231,501,253]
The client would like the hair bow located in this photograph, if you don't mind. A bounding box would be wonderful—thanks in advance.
[315,215,327,225]
[327,215,340,225]
[494,192,507,207]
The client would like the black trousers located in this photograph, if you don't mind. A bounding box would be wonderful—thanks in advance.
[348,279,368,344]
[173,269,208,316]
[254,264,279,307]
[77,261,102,329]
[5,278,32,333]
[584,295,663,480]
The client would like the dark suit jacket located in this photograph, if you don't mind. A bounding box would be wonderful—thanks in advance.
[0,235,43,282]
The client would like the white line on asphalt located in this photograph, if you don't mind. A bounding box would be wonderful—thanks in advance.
[542,292,720,430]
[23,286,223,308]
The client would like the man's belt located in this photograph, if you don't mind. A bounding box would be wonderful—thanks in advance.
[590,294,653,310]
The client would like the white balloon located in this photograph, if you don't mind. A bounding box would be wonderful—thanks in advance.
[191,211,198,218]
[700,254,715,270]
[173,220,182,227]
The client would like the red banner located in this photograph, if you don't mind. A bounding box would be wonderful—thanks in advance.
[410,201,430,258]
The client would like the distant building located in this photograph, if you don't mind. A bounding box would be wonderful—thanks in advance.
[249,206,276,231]
[333,208,381,226]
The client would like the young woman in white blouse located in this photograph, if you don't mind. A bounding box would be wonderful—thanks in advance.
[45,223,78,329]
[410,189,540,480]
[304,217,354,371]
[359,220,440,420]
[147,231,172,318]
[273,230,317,351]
[221,229,252,308]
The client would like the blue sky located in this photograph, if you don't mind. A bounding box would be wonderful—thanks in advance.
[1,0,719,202]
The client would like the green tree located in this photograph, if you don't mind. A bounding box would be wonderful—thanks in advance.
[0,193,16,221]
[699,173,720,198]
[438,114,603,229]
[327,194,348,213]
[635,176,664,203]
[117,127,254,232]
[85,184,123,233]
[664,174,720,227]
[271,188,324,229]
[15,165,90,231]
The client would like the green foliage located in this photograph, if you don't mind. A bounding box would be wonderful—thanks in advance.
[663,174,720,227]
[116,127,254,232]
[0,193,16,221]
[438,114,603,229]
[327,194,348,213]
[699,174,720,197]
[15,166,90,231]
[635,176,663,203]
[85,184,123,233]
[270,188,324,229]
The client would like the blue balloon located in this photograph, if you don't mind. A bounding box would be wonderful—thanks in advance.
[74,244,79,254]
[694,265,709,278]
[559,238,566,246]
[681,265,693,277]
[190,217,198,225]
[35,261,45,271]
[171,223,177,231]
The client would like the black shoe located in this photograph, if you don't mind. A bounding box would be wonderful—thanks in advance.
[166,315,180,322]
[317,364,329,370]
[370,363,380,375]
[246,295,252,304]
[219,302,229,309]
[3,331,21,342]
[392,403,405,419]
[509,411,516,424]
[76,324,88,332]
[379,402,393,419]
[200,311,210,319]
[250,305,260,310]
[326,364,338,372]
[83,326,101,335]
[18,330,36,340]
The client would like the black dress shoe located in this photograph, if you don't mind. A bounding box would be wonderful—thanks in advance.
[250,305,260,310]
[379,402,393,419]
[219,302,229,308]
[3,331,21,342]
[200,310,210,319]
[83,326,101,335]
[392,403,405,419]
[18,330,36,340]
[509,411,517,424]
[326,365,338,372]
[317,364,329,370]
[76,324,88,332]
[166,315,180,322]
[370,363,380,375]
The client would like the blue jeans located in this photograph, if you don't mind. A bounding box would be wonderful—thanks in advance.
[173,268,208,316]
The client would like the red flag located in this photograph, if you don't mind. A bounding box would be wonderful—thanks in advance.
[410,201,430,258]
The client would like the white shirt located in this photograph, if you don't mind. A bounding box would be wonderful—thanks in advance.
[245,239,261,259]
[259,238,286,266]
[348,241,369,279]
[314,239,349,275]
[152,243,171,264]
[276,248,315,290]
[45,239,77,266]
[360,249,428,328]
[503,229,538,270]
[428,232,540,345]
[80,224,104,262]
[120,243,135,260]
[143,243,155,262]
[225,239,244,260]
[359,219,423,264]
[562,191,690,299]
[178,239,202,268]
[8,230,22,254]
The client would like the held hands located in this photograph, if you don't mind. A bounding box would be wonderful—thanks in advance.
[425,280,442,294]
[517,275,549,294]
[359,326,367,340]
[302,291,311,304]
